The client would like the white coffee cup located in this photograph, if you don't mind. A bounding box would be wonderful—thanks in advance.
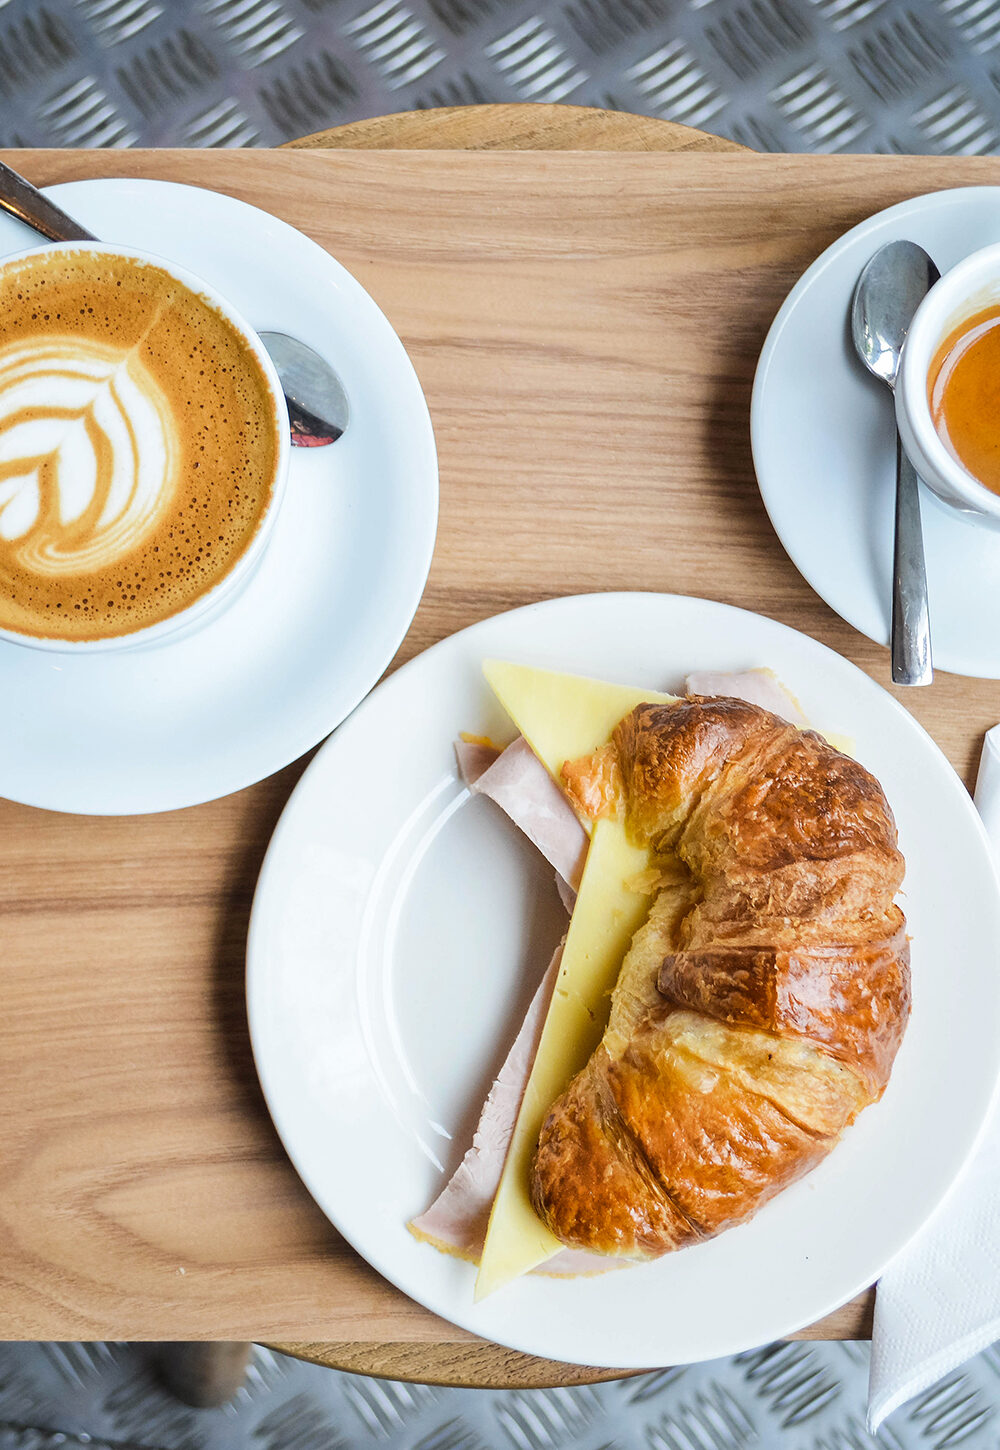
[896,242,1000,532]
[0,240,290,652]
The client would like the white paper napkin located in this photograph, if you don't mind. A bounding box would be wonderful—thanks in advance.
[868,725,1000,1432]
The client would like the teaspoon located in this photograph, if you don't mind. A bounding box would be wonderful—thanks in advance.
[0,158,348,447]
[851,240,939,686]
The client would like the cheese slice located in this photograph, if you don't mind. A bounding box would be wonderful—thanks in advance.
[482,660,676,808]
[474,663,677,1300]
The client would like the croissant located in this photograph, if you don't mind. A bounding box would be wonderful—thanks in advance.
[530,697,910,1260]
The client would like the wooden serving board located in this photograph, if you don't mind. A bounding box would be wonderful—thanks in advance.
[3,149,998,1375]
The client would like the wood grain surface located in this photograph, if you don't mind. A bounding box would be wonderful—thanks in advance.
[2,147,998,1383]
[286,102,745,153]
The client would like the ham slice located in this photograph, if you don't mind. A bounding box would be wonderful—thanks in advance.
[415,669,809,1279]
[409,945,563,1262]
[685,667,809,728]
[408,943,619,1276]
[457,736,588,892]
[412,742,598,1270]
[454,738,502,785]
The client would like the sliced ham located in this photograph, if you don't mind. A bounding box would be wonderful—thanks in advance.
[685,667,809,728]
[454,738,502,785]
[418,668,809,1280]
[409,945,564,1261]
[408,940,621,1277]
[458,735,589,891]
[541,1245,626,1276]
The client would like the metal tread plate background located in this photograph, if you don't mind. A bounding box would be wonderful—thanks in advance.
[3,1338,1000,1450]
[3,0,1000,1444]
[1,0,1000,152]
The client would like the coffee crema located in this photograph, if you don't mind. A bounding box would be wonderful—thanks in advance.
[0,249,279,640]
[928,302,1000,498]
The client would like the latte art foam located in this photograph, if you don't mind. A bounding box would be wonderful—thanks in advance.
[0,249,279,642]
[0,337,175,576]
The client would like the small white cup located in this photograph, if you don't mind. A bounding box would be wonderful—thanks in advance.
[896,242,1000,532]
[0,240,289,652]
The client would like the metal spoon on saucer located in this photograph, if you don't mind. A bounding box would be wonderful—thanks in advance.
[0,159,348,447]
[851,240,939,687]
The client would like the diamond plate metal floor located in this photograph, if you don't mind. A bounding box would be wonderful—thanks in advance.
[3,1339,1000,1449]
[1,0,1000,152]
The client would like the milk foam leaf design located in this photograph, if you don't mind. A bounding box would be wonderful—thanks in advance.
[0,471,40,539]
[0,337,176,576]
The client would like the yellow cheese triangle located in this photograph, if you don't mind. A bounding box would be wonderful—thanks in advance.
[474,663,678,1301]
[482,660,676,796]
[475,817,652,1299]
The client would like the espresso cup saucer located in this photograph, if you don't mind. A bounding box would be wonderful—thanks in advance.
[753,185,1000,680]
[0,178,437,815]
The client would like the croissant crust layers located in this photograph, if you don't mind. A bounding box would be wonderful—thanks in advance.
[530,698,910,1261]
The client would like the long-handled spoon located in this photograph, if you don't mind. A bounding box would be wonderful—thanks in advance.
[0,158,348,447]
[851,240,939,686]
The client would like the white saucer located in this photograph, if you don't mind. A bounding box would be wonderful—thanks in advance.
[0,179,437,815]
[752,186,1000,680]
[247,592,1000,1367]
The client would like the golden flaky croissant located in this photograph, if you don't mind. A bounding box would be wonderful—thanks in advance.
[530,696,910,1261]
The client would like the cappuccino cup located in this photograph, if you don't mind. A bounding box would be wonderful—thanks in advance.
[0,241,289,650]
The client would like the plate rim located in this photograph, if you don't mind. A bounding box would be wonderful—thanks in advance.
[246,589,1000,1366]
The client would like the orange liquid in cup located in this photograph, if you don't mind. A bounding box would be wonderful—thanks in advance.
[929,303,1000,497]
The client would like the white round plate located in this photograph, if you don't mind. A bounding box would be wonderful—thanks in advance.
[247,592,1000,1367]
[0,179,437,814]
[753,185,1000,680]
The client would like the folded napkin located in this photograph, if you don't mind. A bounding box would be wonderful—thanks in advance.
[868,725,1000,1431]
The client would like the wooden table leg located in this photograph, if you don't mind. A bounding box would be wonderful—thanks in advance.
[155,1343,252,1408]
